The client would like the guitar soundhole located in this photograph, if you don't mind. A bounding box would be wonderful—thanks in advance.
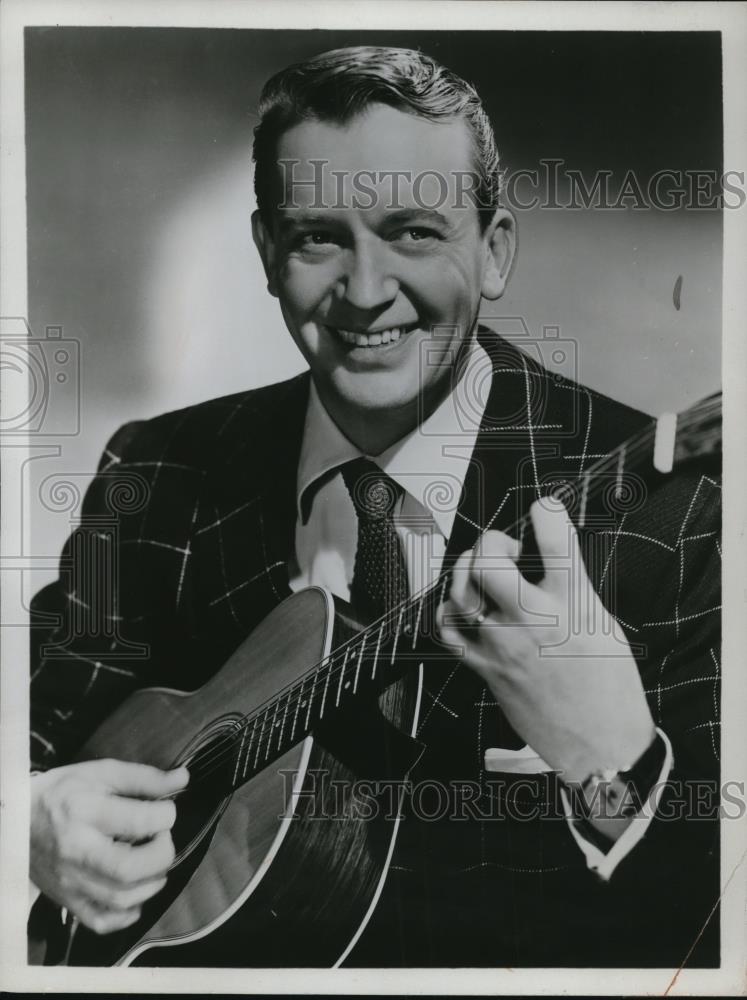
[169,715,243,866]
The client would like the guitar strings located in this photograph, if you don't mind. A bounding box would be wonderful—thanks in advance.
[183,418,680,788]
[184,400,720,789]
[192,396,721,777]
[182,418,670,788]
[184,418,668,786]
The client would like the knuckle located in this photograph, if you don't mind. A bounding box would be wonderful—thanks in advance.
[89,912,110,935]
[162,835,176,867]
[106,853,130,885]
[128,810,150,840]
[110,886,137,911]
[123,906,142,928]
[153,834,176,872]
[162,799,177,829]
[58,830,81,863]
[58,872,77,897]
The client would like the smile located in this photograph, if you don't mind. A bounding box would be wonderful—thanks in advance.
[326,323,419,348]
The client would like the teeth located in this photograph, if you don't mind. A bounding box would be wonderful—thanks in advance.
[334,326,409,347]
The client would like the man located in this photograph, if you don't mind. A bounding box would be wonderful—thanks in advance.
[29,46,720,967]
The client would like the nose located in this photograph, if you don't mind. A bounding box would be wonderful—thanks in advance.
[337,242,398,311]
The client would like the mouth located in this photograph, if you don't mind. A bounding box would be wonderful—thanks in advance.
[324,322,420,349]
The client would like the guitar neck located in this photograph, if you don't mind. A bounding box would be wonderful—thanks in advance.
[189,390,721,799]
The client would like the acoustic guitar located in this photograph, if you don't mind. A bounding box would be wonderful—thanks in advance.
[37,391,721,967]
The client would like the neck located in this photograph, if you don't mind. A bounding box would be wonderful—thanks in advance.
[321,394,424,455]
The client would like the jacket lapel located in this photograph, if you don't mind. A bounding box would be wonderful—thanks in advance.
[198,372,310,639]
[445,328,557,566]
[422,329,573,736]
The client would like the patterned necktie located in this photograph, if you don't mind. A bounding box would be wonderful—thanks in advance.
[340,457,409,622]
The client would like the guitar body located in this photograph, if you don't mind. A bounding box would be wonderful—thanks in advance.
[64,587,424,967]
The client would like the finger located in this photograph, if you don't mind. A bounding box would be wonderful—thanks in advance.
[73,897,143,936]
[437,601,467,655]
[82,793,177,841]
[471,530,525,616]
[74,870,168,912]
[446,549,485,624]
[530,497,583,593]
[87,829,176,885]
[84,759,189,799]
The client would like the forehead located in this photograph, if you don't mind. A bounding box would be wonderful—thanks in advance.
[273,103,477,216]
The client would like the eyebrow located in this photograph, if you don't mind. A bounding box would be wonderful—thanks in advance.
[276,212,341,234]
[276,207,457,238]
[384,208,453,230]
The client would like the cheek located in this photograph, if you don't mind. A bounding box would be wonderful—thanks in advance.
[412,251,483,313]
[280,260,339,316]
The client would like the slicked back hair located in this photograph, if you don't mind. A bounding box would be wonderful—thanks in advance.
[252,46,503,229]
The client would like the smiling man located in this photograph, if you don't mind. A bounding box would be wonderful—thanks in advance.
[29,46,721,969]
[252,99,514,455]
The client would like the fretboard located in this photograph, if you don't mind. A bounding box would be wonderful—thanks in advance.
[190,390,721,798]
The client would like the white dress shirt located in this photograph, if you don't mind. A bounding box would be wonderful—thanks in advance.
[288,341,672,881]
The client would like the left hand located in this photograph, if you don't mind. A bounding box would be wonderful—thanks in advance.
[438,496,655,784]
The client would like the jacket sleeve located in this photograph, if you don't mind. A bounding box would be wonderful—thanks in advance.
[581,467,722,958]
[30,420,178,771]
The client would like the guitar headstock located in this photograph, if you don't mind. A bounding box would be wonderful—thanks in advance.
[673,390,722,469]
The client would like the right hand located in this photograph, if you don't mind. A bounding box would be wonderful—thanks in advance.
[30,758,189,935]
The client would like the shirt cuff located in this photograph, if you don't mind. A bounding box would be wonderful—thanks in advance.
[560,727,673,881]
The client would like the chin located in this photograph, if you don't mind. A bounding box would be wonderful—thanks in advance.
[332,370,422,415]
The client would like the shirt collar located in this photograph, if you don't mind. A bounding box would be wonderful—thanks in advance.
[296,339,492,539]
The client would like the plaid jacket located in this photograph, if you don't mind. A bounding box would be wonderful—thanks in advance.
[31,331,721,967]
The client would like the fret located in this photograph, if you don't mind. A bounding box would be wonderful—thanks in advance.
[318,660,332,720]
[303,678,315,731]
[352,635,366,694]
[615,444,626,501]
[290,680,304,742]
[277,694,290,751]
[412,594,424,649]
[390,606,405,665]
[371,621,384,680]
[253,706,270,769]
[247,389,720,767]
[232,723,248,788]
[243,715,259,779]
[336,646,350,707]
[265,699,280,761]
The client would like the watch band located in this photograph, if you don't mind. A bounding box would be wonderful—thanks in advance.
[562,731,668,847]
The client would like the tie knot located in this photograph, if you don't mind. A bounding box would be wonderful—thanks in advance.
[341,458,401,520]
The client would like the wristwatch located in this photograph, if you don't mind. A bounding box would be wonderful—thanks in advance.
[562,731,668,850]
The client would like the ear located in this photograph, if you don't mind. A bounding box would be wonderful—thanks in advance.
[480,209,517,301]
[251,209,279,298]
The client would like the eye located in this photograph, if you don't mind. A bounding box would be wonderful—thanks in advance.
[293,231,339,250]
[395,227,441,243]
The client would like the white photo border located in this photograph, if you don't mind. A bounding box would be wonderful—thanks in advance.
[1,1,745,994]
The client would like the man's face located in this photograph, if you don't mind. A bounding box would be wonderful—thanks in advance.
[253,103,514,448]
